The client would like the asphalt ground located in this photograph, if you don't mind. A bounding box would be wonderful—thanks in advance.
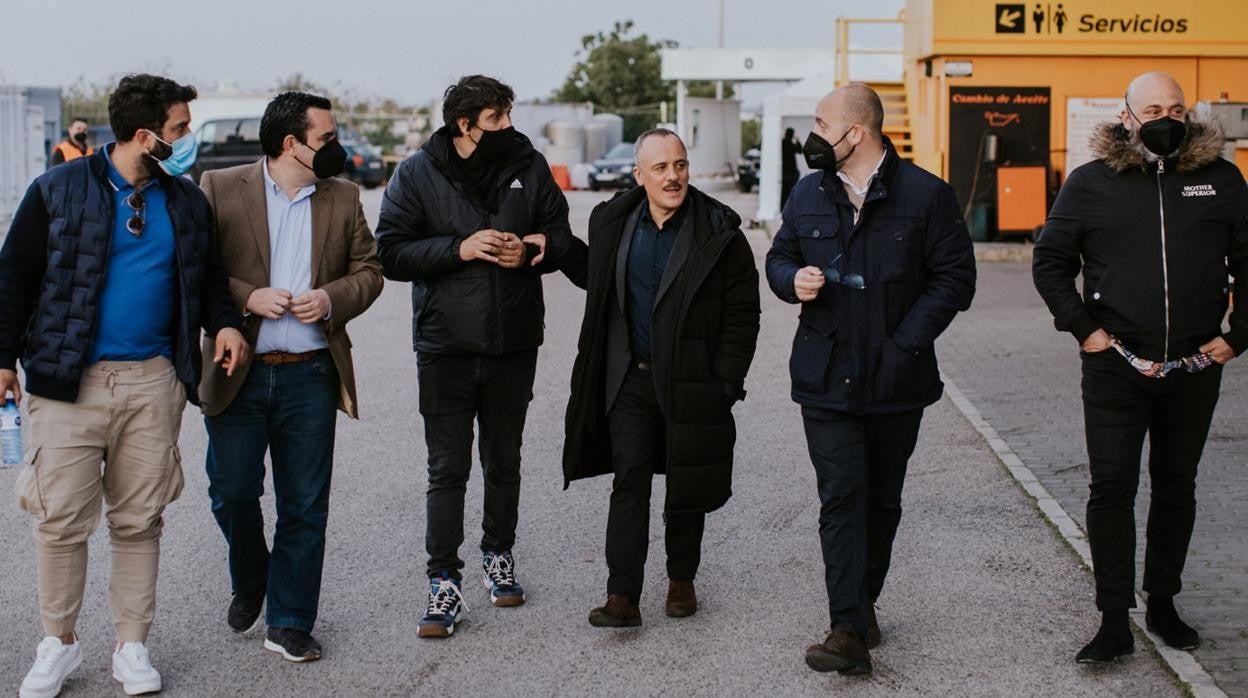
[0,187,1187,696]
[939,261,1248,696]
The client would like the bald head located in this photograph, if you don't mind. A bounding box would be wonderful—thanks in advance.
[816,83,884,138]
[1123,71,1186,127]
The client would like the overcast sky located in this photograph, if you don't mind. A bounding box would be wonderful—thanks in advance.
[1,0,904,106]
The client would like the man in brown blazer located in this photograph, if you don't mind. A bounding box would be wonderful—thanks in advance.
[197,91,383,663]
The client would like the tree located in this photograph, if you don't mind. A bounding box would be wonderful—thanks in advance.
[555,20,733,141]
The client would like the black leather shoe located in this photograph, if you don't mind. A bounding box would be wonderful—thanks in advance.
[1146,596,1200,651]
[227,589,265,633]
[1076,618,1134,664]
[805,623,872,675]
[865,604,881,649]
[264,627,323,663]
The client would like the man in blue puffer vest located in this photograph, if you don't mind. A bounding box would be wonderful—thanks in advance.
[0,73,247,698]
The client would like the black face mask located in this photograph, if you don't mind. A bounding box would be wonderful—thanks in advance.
[297,138,348,179]
[1136,116,1187,158]
[1126,104,1187,158]
[72,132,87,145]
[469,125,516,163]
[803,128,855,172]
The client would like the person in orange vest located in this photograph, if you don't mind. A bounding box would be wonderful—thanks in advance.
[49,118,93,166]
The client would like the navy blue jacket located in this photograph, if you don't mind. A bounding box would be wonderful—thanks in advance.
[765,139,976,414]
[0,146,240,403]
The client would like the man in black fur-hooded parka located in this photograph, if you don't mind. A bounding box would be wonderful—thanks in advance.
[1033,71,1248,665]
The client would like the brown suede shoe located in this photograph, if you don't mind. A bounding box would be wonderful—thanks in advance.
[588,594,642,627]
[665,580,698,618]
[865,604,881,649]
[805,623,872,675]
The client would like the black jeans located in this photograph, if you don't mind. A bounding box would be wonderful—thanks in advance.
[605,365,705,604]
[801,406,923,637]
[418,349,537,580]
[1080,350,1222,610]
[204,353,339,632]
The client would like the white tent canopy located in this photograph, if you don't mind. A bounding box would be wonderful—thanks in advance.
[757,73,835,222]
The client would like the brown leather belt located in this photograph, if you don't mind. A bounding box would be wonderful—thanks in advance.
[256,349,328,366]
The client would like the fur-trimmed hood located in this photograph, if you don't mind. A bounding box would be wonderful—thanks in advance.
[1089,119,1225,174]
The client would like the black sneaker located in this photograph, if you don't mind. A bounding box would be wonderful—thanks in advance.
[263,627,322,663]
[227,589,265,633]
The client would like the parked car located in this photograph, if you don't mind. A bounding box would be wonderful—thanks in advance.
[735,146,761,192]
[189,116,263,183]
[341,141,386,189]
[589,142,636,191]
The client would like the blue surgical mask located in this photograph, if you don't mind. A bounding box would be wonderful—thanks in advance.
[144,129,198,176]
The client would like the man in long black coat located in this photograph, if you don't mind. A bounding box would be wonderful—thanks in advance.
[563,128,761,627]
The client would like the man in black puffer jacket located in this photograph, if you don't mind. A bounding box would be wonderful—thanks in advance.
[1034,71,1248,664]
[375,75,586,639]
[0,74,246,696]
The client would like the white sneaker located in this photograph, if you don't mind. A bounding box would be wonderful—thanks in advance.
[112,642,162,695]
[20,635,82,698]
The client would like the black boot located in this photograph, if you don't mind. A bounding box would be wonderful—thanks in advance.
[1076,610,1134,664]
[1145,596,1200,651]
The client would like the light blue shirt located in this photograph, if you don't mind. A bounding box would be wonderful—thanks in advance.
[256,160,328,353]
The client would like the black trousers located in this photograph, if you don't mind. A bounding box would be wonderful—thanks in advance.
[1080,350,1222,610]
[417,349,537,580]
[605,365,705,604]
[801,406,923,637]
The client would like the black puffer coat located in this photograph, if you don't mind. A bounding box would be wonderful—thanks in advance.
[563,186,760,515]
[375,127,580,355]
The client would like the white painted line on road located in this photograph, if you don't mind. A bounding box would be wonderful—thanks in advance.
[941,374,1228,698]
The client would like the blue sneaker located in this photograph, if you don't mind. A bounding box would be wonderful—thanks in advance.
[482,550,526,607]
[417,573,468,638]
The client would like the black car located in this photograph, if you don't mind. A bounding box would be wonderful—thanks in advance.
[589,142,636,191]
[342,141,386,189]
[735,146,761,192]
[190,116,263,183]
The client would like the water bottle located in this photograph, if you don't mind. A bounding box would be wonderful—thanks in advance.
[0,398,23,466]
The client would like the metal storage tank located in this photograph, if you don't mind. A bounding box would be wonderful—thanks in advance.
[592,113,625,149]
[584,122,611,162]
[544,121,586,165]
[543,144,585,168]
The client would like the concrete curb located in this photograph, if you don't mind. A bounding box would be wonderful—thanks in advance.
[941,374,1228,698]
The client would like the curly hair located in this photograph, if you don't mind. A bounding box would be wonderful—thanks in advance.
[108,74,197,142]
[441,75,515,135]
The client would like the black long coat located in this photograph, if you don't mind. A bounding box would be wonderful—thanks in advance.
[562,185,761,514]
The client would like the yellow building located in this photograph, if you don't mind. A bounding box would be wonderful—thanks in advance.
[897,0,1248,236]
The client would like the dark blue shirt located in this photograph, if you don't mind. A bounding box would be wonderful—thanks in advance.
[89,146,176,363]
[625,201,687,362]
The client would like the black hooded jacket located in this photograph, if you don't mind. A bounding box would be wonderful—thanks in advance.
[1033,120,1248,360]
[375,126,584,355]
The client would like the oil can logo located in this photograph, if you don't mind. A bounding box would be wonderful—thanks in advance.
[995,4,1026,33]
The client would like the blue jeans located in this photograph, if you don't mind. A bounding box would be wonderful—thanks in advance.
[204,353,338,632]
